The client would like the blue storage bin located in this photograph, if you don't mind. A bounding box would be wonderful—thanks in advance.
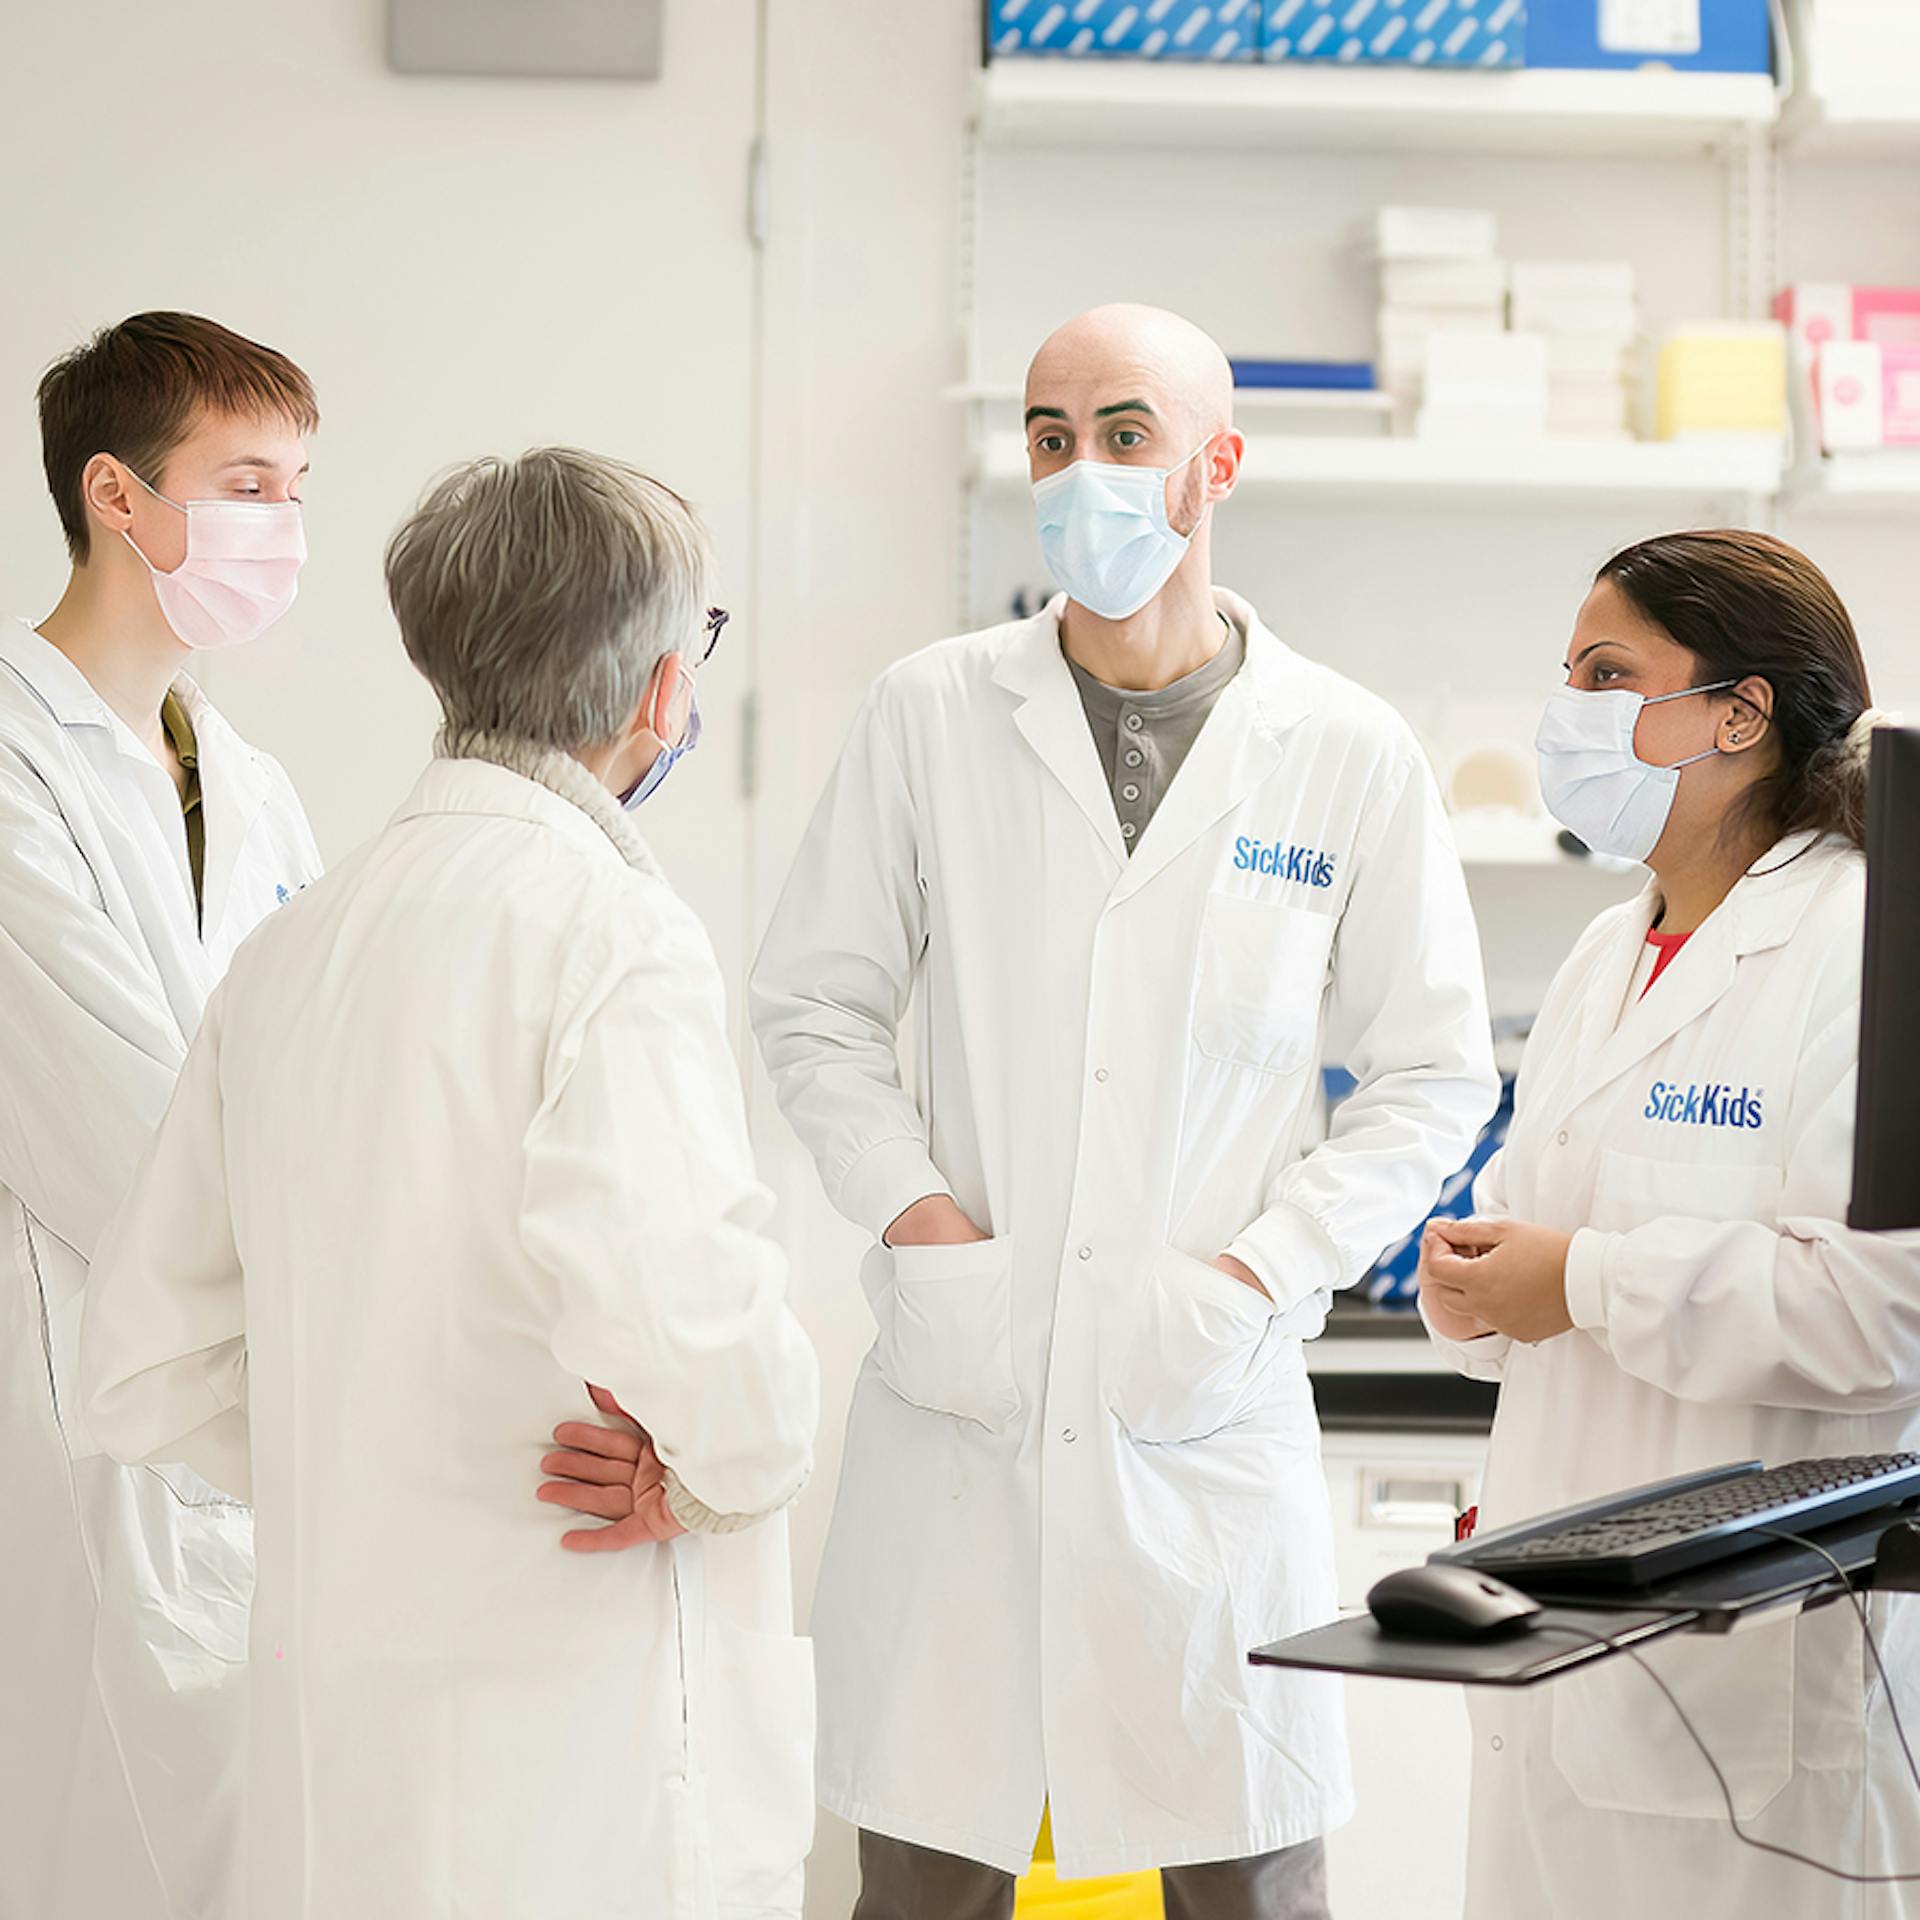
[1263,0,1524,67]
[1526,0,1770,74]
[1322,1067,1516,1307]
[987,0,1262,60]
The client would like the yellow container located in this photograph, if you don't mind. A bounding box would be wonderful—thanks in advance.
[1655,323,1787,439]
[1015,1807,1165,1920]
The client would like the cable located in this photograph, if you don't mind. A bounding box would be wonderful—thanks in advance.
[1531,1537,1920,1886]
[1754,1525,1920,1802]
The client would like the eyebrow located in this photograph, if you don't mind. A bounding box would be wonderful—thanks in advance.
[1569,640,1625,668]
[1095,399,1157,419]
[1023,405,1069,425]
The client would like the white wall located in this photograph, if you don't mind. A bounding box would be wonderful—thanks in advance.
[751,6,977,1908]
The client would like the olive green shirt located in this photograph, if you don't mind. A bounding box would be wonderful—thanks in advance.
[160,689,204,923]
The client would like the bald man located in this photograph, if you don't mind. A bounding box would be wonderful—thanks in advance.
[746,305,1498,1915]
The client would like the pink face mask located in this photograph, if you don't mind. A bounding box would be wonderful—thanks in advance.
[122,468,306,651]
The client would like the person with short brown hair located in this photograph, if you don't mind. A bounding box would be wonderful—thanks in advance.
[0,310,322,1918]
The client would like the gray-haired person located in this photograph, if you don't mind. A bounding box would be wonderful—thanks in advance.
[81,447,820,1920]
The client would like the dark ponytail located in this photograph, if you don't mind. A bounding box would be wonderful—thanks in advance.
[1597,529,1877,852]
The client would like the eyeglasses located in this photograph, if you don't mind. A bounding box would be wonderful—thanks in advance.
[697,606,730,668]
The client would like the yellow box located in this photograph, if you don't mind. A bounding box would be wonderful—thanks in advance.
[1656,323,1787,438]
[1016,1806,1165,1920]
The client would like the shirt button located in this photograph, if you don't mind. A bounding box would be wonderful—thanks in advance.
[1125,749,1144,768]
[1078,1245,1093,1262]
[1124,713,1144,733]
[1121,783,1141,802]
[1121,821,1137,840]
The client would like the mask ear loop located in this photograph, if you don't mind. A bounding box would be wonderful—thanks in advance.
[117,461,189,577]
[1164,433,1220,540]
[1639,679,1745,772]
[644,652,694,749]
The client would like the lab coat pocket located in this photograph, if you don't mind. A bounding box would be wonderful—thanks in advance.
[1109,1247,1283,1444]
[704,1617,816,1917]
[1590,1150,1784,1234]
[1192,892,1334,1077]
[872,1237,1021,1432]
[1550,1612,1795,1820]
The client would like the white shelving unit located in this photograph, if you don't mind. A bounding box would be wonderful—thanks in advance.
[1450,812,1641,873]
[1784,450,1920,511]
[954,40,1920,937]
[956,57,1795,632]
[1778,86,1920,159]
[976,59,1779,157]
[972,426,1785,509]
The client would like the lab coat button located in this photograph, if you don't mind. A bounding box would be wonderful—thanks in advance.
[1062,1428,1077,1444]
[1077,1245,1093,1262]
[1491,1736,1505,1753]
[1094,1068,1110,1083]
[1556,1130,1569,1146]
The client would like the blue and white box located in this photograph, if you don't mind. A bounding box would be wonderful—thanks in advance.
[1527,0,1770,75]
[987,0,1263,60]
[1263,0,1524,66]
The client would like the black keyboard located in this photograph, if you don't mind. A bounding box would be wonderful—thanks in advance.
[1443,1453,1920,1593]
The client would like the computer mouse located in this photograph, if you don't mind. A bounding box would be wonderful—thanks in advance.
[1367,1563,1543,1641]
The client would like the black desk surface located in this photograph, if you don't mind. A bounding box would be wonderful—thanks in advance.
[1250,1604,1696,1687]
[1250,1508,1895,1689]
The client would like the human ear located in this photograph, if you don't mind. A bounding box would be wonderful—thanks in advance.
[1721,676,1774,753]
[82,454,137,537]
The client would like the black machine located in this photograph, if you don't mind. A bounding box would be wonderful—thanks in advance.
[1851,723,1920,1232]
[1426,1453,1920,1601]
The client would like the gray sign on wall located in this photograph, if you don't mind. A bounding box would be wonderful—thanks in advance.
[389,0,662,79]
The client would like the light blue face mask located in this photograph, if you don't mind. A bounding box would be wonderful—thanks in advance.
[620,695,701,812]
[1031,439,1211,622]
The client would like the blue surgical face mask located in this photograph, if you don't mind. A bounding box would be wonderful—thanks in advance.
[620,695,701,812]
[1031,439,1211,622]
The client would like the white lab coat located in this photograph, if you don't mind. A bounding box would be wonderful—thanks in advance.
[82,751,820,1920]
[751,590,1499,1878]
[0,613,320,1918]
[1425,833,1920,1917]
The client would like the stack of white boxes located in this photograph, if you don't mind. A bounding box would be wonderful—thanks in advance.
[1509,262,1640,441]
[1370,207,1508,434]
[1799,0,1920,105]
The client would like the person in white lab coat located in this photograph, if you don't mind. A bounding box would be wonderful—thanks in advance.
[1419,528,1920,1917]
[0,311,322,1919]
[749,305,1500,1915]
[80,447,821,1920]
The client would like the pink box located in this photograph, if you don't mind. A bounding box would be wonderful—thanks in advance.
[1776,284,1920,363]
[1816,341,1920,451]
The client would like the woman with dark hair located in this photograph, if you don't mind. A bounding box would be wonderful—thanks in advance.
[1418,528,1920,1915]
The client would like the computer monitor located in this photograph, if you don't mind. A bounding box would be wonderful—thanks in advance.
[1850,723,1920,1231]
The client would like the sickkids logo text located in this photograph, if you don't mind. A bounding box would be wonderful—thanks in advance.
[1233,836,1336,889]
[1644,1081,1765,1129]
